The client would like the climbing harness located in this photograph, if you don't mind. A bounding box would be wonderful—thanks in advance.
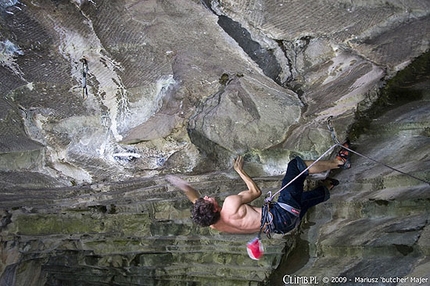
[249,142,337,257]
[260,203,274,238]
[249,135,339,259]
[248,116,429,260]
[247,202,272,260]
[278,202,301,217]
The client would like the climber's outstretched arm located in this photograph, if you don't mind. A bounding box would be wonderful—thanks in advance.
[166,175,200,203]
[233,155,262,204]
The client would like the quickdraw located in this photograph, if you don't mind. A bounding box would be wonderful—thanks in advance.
[80,58,89,99]
[252,116,429,257]
[327,116,340,145]
[249,116,429,260]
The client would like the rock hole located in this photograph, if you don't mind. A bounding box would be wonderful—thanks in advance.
[393,244,414,256]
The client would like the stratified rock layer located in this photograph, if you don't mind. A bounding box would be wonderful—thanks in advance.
[1,174,291,285]
[1,0,429,285]
[270,69,430,284]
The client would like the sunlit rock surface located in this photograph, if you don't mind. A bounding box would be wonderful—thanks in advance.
[0,0,429,285]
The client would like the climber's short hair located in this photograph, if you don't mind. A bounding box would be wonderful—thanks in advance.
[191,198,221,227]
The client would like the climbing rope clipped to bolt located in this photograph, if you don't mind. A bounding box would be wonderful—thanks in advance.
[326,116,429,186]
[80,57,89,100]
[248,116,429,260]
[268,116,430,213]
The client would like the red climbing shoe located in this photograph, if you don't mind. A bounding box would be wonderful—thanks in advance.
[247,237,264,260]
[336,139,351,169]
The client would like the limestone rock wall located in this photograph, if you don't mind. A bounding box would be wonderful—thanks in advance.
[1,0,428,184]
[269,60,430,284]
[1,0,303,186]
[0,0,429,285]
[0,174,290,285]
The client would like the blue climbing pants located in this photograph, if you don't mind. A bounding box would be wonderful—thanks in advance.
[263,157,330,234]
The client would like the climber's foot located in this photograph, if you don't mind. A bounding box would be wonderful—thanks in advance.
[336,139,351,169]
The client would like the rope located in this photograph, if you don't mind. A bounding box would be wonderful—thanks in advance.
[265,117,429,203]
[339,144,430,185]
[259,117,429,243]
[264,143,338,203]
[328,117,429,185]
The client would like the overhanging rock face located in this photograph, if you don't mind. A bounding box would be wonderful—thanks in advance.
[0,0,430,285]
[274,74,430,284]
[1,174,291,285]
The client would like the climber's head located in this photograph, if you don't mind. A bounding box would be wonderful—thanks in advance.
[191,196,221,227]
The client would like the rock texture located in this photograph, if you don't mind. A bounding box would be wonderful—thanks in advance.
[1,174,290,285]
[0,0,429,285]
[270,63,430,284]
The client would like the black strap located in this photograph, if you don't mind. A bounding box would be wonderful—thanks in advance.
[259,203,274,239]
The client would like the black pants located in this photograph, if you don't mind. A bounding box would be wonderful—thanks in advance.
[266,157,330,234]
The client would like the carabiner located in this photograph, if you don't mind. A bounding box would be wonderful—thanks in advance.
[327,116,340,144]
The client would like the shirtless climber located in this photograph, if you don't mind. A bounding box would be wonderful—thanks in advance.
[166,141,351,235]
